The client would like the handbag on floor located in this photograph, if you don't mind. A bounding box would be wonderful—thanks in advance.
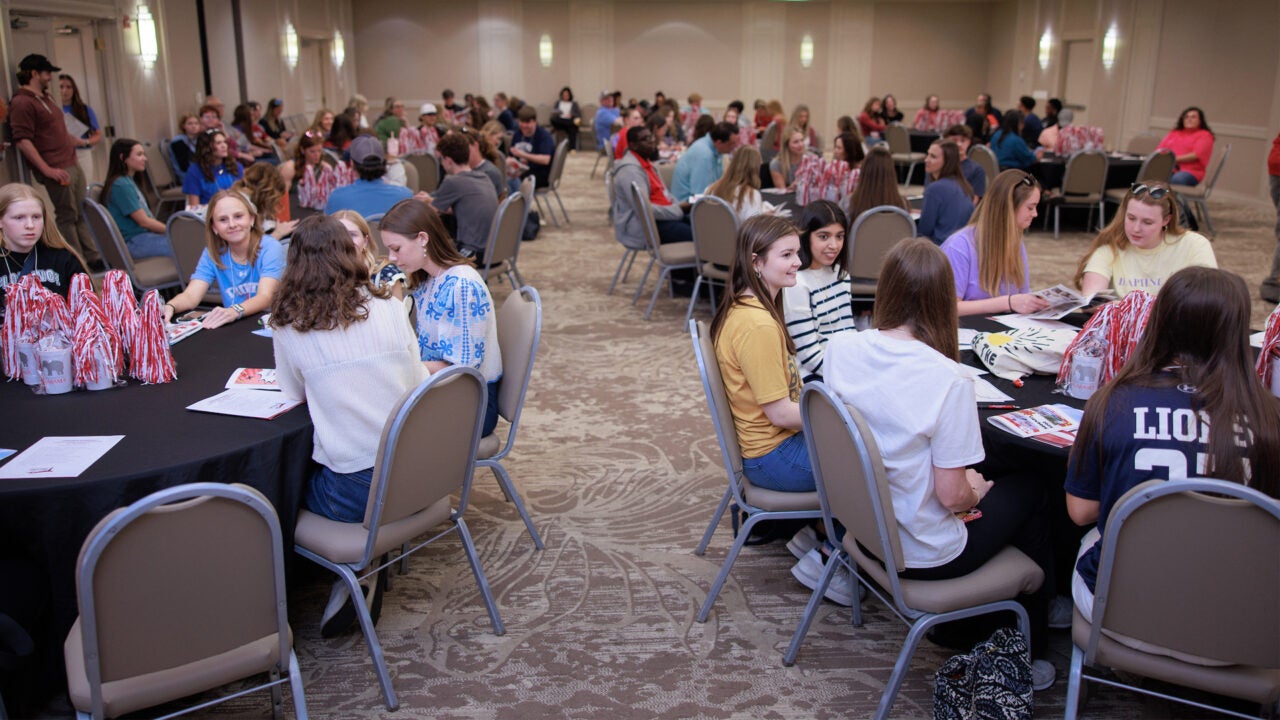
[933,627,1033,720]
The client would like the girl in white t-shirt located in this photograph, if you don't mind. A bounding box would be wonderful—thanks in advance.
[824,237,1056,687]
[782,200,856,381]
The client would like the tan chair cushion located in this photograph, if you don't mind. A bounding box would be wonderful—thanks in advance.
[1072,609,1280,705]
[477,433,502,458]
[1060,193,1103,204]
[849,542,1043,615]
[850,280,877,296]
[295,498,452,565]
[658,241,696,265]
[66,618,284,718]
[742,482,820,512]
[159,187,185,200]
[699,263,730,281]
[891,152,926,162]
[1171,184,1206,199]
[1104,187,1129,202]
[133,257,179,286]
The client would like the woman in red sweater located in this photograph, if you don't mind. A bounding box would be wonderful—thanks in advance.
[1158,106,1215,186]
[857,97,887,143]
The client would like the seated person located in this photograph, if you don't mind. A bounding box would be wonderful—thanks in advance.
[769,125,808,191]
[942,170,1050,316]
[612,125,691,246]
[825,237,1056,690]
[0,183,86,310]
[707,145,767,223]
[170,112,201,175]
[1158,106,1215,187]
[419,132,499,258]
[182,130,243,206]
[782,201,855,382]
[844,147,909,221]
[377,199,503,437]
[1074,182,1216,298]
[672,121,738,202]
[1065,267,1280,658]
[938,124,987,197]
[917,140,975,245]
[510,105,556,188]
[990,111,1040,171]
[101,139,174,259]
[1017,96,1043,148]
[324,135,413,217]
[163,189,283,329]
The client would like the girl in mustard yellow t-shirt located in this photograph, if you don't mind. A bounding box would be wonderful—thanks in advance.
[1075,182,1216,298]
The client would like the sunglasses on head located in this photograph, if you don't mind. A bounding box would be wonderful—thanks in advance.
[1019,173,1035,188]
[1130,183,1171,199]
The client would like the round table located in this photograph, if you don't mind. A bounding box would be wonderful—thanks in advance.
[0,314,313,696]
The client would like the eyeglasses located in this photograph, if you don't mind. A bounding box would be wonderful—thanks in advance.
[1130,183,1170,199]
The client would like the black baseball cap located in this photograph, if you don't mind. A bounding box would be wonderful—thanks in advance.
[19,54,60,73]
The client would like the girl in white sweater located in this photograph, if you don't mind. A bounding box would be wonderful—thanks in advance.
[782,200,857,381]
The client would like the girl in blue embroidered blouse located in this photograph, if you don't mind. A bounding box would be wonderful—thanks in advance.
[378,198,502,436]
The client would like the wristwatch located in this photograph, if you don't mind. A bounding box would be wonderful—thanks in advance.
[232,303,245,320]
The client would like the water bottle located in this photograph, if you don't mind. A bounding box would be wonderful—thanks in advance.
[1068,337,1106,400]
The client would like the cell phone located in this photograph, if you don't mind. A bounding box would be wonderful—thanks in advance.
[178,310,207,322]
[955,509,983,523]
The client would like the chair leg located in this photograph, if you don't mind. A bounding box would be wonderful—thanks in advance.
[1064,644,1085,720]
[782,548,844,666]
[632,257,658,305]
[455,517,506,635]
[696,486,733,555]
[288,650,309,720]
[875,615,936,720]
[608,249,634,295]
[684,275,703,325]
[591,153,603,179]
[696,510,767,622]
[482,460,545,550]
[397,542,410,576]
[553,190,570,224]
[622,251,637,282]
[270,666,284,720]
[342,565,399,710]
[645,267,672,320]
[1054,206,1061,239]
[1198,200,1215,237]
[536,193,559,227]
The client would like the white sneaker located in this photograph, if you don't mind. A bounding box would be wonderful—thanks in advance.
[1048,595,1073,629]
[786,525,820,560]
[790,548,862,607]
[1031,659,1056,691]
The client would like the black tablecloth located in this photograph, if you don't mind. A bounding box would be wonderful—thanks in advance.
[0,315,313,697]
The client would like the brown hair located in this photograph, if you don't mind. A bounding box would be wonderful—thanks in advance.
[708,145,762,211]
[232,163,286,222]
[204,190,263,270]
[329,209,382,274]
[929,140,973,197]
[0,183,86,270]
[967,169,1038,296]
[1073,181,1185,289]
[776,124,808,183]
[846,147,909,219]
[874,238,959,361]
[710,214,801,355]
[194,130,240,181]
[1071,267,1279,495]
[378,199,466,287]
[270,215,386,332]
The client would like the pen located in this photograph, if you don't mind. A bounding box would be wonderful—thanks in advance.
[982,404,1020,409]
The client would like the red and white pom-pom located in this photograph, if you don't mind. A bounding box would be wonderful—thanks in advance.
[68,273,95,317]
[1056,291,1155,390]
[39,292,74,342]
[101,270,140,361]
[129,290,177,384]
[73,300,115,388]
[1255,304,1280,386]
[1,277,41,379]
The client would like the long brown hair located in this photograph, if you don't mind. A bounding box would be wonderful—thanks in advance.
[194,130,239,181]
[1073,182,1185,289]
[270,215,387,331]
[378,198,466,287]
[232,163,286,222]
[930,139,974,197]
[0,183,87,271]
[204,190,264,269]
[708,145,762,211]
[874,237,959,361]
[1071,267,1280,495]
[330,209,389,276]
[710,214,800,354]
[846,147,909,219]
[969,169,1038,296]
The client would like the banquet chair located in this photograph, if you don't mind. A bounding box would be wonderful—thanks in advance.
[400,158,419,193]
[143,143,187,216]
[847,205,915,298]
[630,182,697,320]
[165,211,223,306]
[605,167,641,295]
[689,320,821,623]
[1125,133,1160,155]
[294,366,503,711]
[1105,150,1175,212]
[481,191,528,288]
[406,153,440,194]
[81,198,182,295]
[364,212,388,259]
[64,483,307,720]
[886,124,926,185]
[686,195,738,323]
[1045,150,1108,238]
[784,383,1042,720]
[1172,144,1231,238]
[534,139,571,227]
[968,144,998,189]
[86,183,102,203]
[1065,478,1280,720]
[592,138,613,179]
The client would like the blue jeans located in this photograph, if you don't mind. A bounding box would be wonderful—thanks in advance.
[125,231,174,259]
[655,217,692,245]
[741,432,815,492]
[1169,170,1198,186]
[306,465,374,522]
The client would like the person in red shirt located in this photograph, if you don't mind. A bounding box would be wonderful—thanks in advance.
[1263,130,1280,302]
[612,106,644,160]
[858,97,887,143]
[1158,107,1215,186]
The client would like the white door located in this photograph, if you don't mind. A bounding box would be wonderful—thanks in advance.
[299,39,326,115]
[1062,40,1095,126]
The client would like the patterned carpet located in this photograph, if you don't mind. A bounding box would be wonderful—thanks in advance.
[42,152,1276,719]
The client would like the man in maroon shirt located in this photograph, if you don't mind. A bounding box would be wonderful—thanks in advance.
[10,54,99,266]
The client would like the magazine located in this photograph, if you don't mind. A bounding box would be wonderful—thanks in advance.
[225,367,280,391]
[987,404,1083,444]
[166,319,203,345]
[187,389,301,420]
[1023,284,1115,320]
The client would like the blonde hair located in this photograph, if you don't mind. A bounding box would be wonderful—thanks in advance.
[204,190,264,270]
[330,209,389,276]
[970,170,1039,296]
[708,145,762,211]
[0,184,86,270]
[777,124,807,183]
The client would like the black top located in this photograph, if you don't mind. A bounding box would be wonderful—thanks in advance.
[0,245,84,311]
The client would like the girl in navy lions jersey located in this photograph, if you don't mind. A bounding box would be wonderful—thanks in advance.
[1065,266,1280,621]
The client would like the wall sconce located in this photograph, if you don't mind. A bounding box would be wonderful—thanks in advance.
[1038,29,1052,70]
[135,4,158,69]
[284,21,299,69]
[800,34,814,68]
[1101,24,1118,70]
[539,33,553,67]
[332,31,345,69]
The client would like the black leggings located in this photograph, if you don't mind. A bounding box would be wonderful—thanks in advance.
[551,117,578,150]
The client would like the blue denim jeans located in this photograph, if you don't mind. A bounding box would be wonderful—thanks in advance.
[1169,170,1199,186]
[305,465,374,522]
[741,432,815,492]
[125,231,174,259]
